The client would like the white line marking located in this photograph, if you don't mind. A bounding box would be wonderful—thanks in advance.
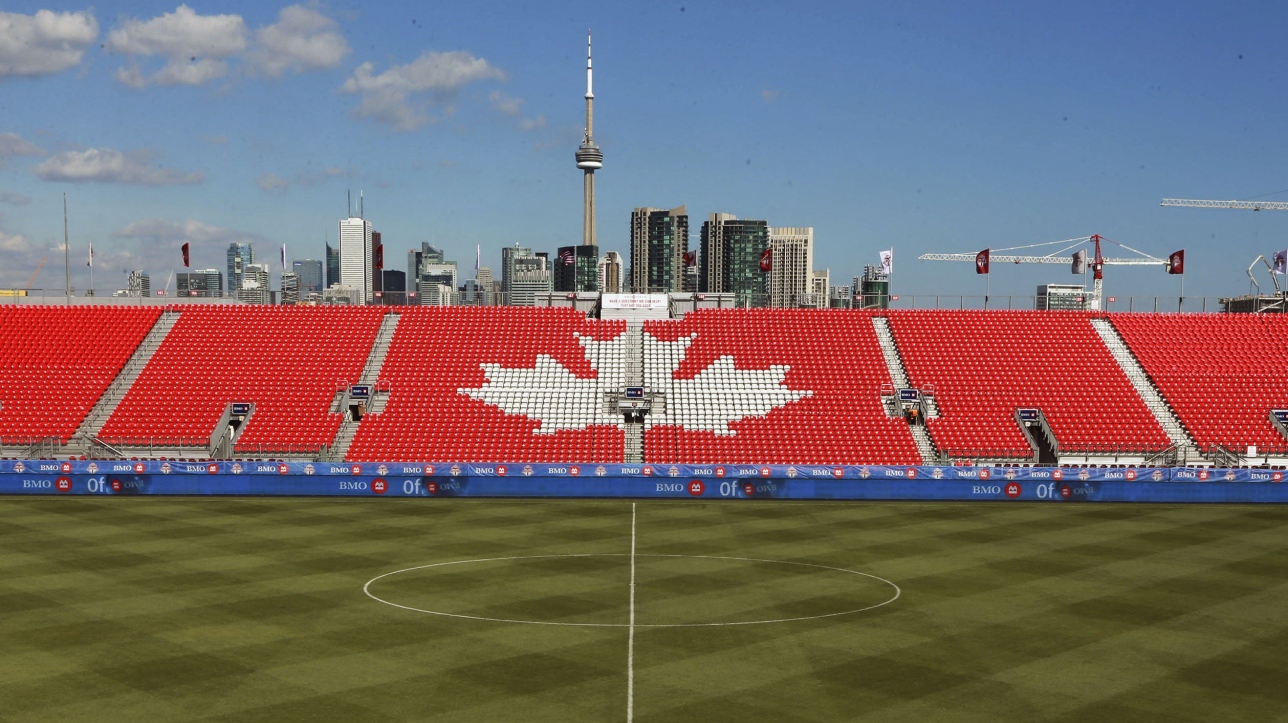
[363,553,901,627]
[627,503,637,723]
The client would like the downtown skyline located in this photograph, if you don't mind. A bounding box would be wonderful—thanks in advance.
[2,1,1288,301]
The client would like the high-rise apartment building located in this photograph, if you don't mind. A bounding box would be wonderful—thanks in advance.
[599,251,624,293]
[554,244,599,292]
[700,213,769,305]
[325,244,340,288]
[419,261,457,305]
[281,272,300,305]
[767,227,813,308]
[293,259,324,295]
[226,243,254,295]
[126,270,150,297]
[630,206,688,293]
[237,263,272,304]
[338,217,373,303]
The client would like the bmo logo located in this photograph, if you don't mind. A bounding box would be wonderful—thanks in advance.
[55,476,73,493]
[61,462,72,474]
[350,465,362,475]
[569,466,580,476]
[687,480,705,496]
[1004,482,1022,499]
[905,468,918,479]
[497,466,508,477]
[371,479,388,495]
[715,467,726,478]
[760,467,771,478]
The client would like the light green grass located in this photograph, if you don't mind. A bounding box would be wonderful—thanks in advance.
[2,498,1286,721]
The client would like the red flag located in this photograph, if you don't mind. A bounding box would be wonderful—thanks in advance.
[683,250,696,267]
[975,249,990,275]
[374,243,384,270]
[1167,249,1185,275]
[759,248,772,273]
[181,242,190,268]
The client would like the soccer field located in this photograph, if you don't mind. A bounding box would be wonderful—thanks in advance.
[2,498,1285,722]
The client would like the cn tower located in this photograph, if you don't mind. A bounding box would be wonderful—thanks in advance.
[575,31,603,247]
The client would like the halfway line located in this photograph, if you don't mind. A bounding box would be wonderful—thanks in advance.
[627,502,637,723]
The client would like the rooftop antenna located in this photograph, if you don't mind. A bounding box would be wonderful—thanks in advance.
[360,190,364,219]
[347,189,352,218]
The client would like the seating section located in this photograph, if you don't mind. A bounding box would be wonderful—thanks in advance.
[1112,313,1288,454]
[99,307,384,453]
[347,307,626,462]
[642,309,920,464]
[887,311,1170,458]
[0,306,161,444]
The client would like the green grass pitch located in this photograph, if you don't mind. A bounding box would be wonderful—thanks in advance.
[2,497,1286,722]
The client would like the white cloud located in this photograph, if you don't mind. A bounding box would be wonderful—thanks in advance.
[114,218,264,247]
[34,148,204,186]
[105,5,246,87]
[761,88,782,103]
[0,132,44,164]
[0,190,32,206]
[249,4,348,77]
[340,51,506,131]
[256,173,289,191]
[0,9,98,78]
[489,90,523,116]
[518,115,548,131]
[0,228,31,252]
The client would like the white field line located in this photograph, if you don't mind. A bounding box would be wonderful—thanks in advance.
[363,554,900,627]
[627,502,637,723]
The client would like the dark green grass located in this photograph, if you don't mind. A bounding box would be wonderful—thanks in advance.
[1,498,1286,721]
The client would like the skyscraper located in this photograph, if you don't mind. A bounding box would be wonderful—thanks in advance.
[700,213,769,305]
[554,244,599,292]
[325,243,340,288]
[238,262,272,304]
[338,216,373,303]
[767,227,813,308]
[178,269,223,298]
[630,206,688,293]
[293,259,324,295]
[575,32,603,248]
[501,244,534,304]
[509,255,551,306]
[226,243,254,296]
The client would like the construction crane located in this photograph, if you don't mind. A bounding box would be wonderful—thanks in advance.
[918,235,1169,309]
[23,257,46,294]
[1162,198,1288,211]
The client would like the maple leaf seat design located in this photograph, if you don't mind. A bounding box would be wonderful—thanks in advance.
[347,307,626,462]
[642,309,921,465]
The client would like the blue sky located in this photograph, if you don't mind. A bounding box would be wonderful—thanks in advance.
[1,1,1287,301]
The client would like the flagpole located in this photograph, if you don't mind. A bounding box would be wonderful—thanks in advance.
[88,241,94,297]
[63,193,70,304]
[985,272,990,309]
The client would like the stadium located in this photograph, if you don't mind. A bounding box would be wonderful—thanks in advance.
[3,299,1287,721]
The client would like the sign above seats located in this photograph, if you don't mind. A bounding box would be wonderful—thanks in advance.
[601,294,668,309]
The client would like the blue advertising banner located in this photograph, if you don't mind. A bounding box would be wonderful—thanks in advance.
[1,460,1286,502]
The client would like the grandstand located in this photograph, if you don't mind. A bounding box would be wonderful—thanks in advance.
[3,303,1288,467]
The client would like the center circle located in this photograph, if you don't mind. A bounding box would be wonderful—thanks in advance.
[364,554,900,627]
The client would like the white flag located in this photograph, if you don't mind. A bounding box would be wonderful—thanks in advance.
[1274,249,1287,275]
[87,241,93,267]
[281,243,287,269]
[879,249,893,276]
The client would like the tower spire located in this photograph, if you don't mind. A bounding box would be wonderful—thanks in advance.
[575,30,603,248]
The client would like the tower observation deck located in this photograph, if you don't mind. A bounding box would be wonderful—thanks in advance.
[576,32,602,247]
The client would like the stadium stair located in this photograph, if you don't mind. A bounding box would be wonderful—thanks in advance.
[325,310,402,461]
[622,321,645,463]
[871,316,940,463]
[69,309,182,457]
[1089,317,1202,465]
